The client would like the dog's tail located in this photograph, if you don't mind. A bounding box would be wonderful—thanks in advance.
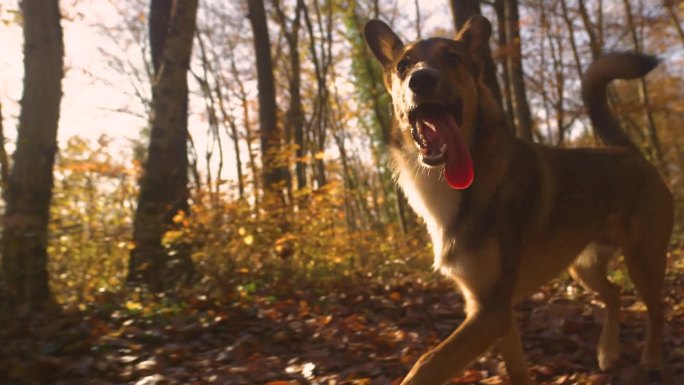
[581,52,659,150]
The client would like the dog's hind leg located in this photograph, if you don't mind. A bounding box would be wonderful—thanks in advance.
[622,236,668,374]
[497,318,533,384]
[568,242,622,371]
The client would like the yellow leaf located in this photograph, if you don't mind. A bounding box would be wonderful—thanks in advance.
[162,230,183,245]
[125,301,143,311]
[172,212,185,224]
[243,234,254,245]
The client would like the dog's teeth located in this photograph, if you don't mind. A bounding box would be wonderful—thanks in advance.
[440,144,447,153]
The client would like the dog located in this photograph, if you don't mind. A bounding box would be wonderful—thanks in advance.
[363,15,673,385]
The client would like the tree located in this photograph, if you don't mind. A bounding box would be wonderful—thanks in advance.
[127,0,198,291]
[247,0,287,194]
[0,102,9,196]
[503,0,534,141]
[622,0,666,171]
[274,0,306,193]
[449,0,504,111]
[303,0,334,189]
[1,0,64,308]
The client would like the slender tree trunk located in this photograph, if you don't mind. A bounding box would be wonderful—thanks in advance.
[559,0,584,79]
[128,0,198,291]
[192,31,224,203]
[1,0,63,308]
[214,74,245,199]
[414,0,422,39]
[0,102,9,197]
[578,0,602,59]
[225,43,258,205]
[229,68,260,208]
[450,0,504,111]
[248,0,285,194]
[547,31,567,145]
[494,0,516,131]
[303,0,333,189]
[663,0,684,44]
[504,0,534,140]
[274,0,307,192]
[623,0,666,172]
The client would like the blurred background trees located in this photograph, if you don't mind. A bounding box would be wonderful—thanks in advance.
[0,0,683,309]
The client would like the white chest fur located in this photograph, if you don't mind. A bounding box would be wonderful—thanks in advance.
[391,149,462,269]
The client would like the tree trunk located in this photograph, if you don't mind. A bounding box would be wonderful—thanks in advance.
[1,0,63,308]
[559,0,584,79]
[274,0,307,192]
[248,0,285,193]
[303,0,332,189]
[128,0,198,291]
[225,42,258,205]
[663,0,684,45]
[414,0,422,39]
[494,0,516,131]
[578,0,602,59]
[0,102,9,197]
[504,0,534,141]
[623,0,667,173]
[450,0,504,112]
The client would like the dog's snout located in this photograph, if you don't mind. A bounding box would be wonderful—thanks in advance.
[408,68,439,95]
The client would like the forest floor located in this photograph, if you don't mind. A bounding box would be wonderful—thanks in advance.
[2,267,684,385]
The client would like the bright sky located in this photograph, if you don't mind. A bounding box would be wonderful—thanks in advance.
[0,0,449,173]
[0,1,149,153]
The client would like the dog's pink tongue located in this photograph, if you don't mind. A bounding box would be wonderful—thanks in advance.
[422,114,474,189]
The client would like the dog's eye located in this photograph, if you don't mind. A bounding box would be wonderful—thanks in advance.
[396,58,410,74]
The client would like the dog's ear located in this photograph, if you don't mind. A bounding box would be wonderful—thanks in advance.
[364,20,404,69]
[455,15,492,53]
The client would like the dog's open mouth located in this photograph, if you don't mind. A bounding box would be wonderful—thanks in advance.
[408,103,474,189]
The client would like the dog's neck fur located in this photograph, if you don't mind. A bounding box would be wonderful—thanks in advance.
[391,82,512,269]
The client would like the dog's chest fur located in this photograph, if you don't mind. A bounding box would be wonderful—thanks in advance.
[391,147,462,269]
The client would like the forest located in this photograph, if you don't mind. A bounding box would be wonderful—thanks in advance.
[1,0,684,384]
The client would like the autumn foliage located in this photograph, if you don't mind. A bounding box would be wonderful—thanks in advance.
[2,0,684,384]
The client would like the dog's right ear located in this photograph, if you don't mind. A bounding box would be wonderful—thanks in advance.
[455,15,492,54]
[364,20,404,69]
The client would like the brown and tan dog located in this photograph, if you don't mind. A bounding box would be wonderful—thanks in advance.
[363,16,673,385]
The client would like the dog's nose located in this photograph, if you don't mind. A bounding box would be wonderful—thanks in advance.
[408,69,438,94]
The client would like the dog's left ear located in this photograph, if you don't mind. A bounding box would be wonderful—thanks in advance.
[455,15,492,53]
[364,19,404,69]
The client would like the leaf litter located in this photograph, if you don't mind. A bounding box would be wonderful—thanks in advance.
[1,270,684,385]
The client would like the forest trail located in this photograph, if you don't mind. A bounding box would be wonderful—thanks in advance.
[2,269,684,385]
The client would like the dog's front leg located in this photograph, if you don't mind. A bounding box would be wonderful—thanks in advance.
[497,318,534,384]
[400,306,513,385]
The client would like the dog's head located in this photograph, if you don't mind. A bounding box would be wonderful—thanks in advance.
[363,16,492,189]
